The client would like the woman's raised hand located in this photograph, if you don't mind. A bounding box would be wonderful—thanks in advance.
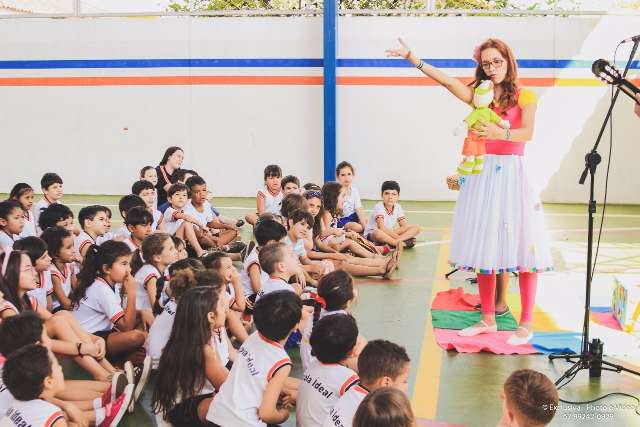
[385,37,412,59]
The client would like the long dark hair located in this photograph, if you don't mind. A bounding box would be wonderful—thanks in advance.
[313,269,354,325]
[322,181,343,218]
[0,251,33,312]
[9,183,34,210]
[153,285,225,419]
[472,38,520,112]
[159,146,184,166]
[69,241,131,309]
[304,190,324,239]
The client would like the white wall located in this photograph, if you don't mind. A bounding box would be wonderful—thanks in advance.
[0,15,638,203]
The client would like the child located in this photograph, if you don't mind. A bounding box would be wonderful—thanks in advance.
[300,270,362,372]
[40,227,76,312]
[296,313,360,427]
[280,193,307,223]
[115,195,147,240]
[497,369,558,427]
[206,291,302,427]
[0,313,134,427]
[75,205,110,260]
[256,242,301,301]
[0,200,24,250]
[140,166,158,187]
[124,206,154,252]
[13,237,54,313]
[153,283,229,427]
[282,175,301,195]
[335,162,368,233]
[131,233,177,320]
[38,204,75,234]
[184,175,241,251]
[245,164,284,226]
[131,179,163,231]
[286,209,331,282]
[9,183,36,239]
[146,260,205,368]
[324,339,411,427]
[69,241,147,364]
[33,172,64,234]
[240,220,287,304]
[352,387,415,427]
[157,169,198,213]
[161,183,206,257]
[365,181,421,249]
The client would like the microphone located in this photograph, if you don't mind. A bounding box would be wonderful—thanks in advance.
[621,34,640,44]
[592,59,640,104]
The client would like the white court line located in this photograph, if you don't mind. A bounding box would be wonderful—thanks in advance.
[62,203,640,219]
[414,240,451,248]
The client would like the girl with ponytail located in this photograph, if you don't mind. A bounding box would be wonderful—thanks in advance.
[70,240,147,360]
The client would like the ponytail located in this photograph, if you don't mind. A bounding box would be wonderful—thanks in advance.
[153,258,205,315]
[70,241,131,309]
[133,233,172,276]
[130,249,145,275]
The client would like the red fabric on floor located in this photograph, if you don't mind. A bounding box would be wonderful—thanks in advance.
[433,329,537,355]
[430,287,479,311]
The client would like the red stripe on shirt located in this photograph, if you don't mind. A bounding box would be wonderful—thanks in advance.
[111,311,125,324]
[267,358,292,381]
[143,273,159,288]
[44,410,65,427]
[79,239,92,253]
[339,374,360,396]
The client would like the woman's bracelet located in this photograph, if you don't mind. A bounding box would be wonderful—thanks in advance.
[417,60,425,71]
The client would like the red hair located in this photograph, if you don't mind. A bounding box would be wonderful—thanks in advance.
[472,38,520,112]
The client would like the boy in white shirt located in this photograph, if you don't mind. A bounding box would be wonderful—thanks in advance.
[256,242,302,301]
[123,207,153,252]
[184,175,241,253]
[323,340,411,427]
[33,173,64,235]
[364,181,420,249]
[160,183,206,257]
[245,164,284,227]
[207,291,303,427]
[131,180,164,232]
[281,175,301,196]
[37,204,75,235]
[74,205,109,260]
[114,195,147,240]
[335,162,368,234]
[285,209,327,282]
[296,314,360,427]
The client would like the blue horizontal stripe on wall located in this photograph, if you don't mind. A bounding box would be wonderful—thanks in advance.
[0,58,637,69]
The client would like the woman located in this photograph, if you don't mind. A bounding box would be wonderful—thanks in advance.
[386,38,553,345]
[156,146,184,206]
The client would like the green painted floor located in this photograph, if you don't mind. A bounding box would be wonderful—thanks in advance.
[22,196,640,427]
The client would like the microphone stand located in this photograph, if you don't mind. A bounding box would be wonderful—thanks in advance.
[548,39,640,385]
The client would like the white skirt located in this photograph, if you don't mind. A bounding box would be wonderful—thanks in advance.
[449,154,553,274]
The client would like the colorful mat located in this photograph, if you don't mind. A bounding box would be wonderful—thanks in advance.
[431,287,583,355]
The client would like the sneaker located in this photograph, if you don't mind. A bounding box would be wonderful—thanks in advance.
[241,241,256,263]
[129,355,151,412]
[124,361,134,386]
[235,219,245,228]
[226,241,246,254]
[103,371,128,407]
[403,237,416,249]
[99,384,134,427]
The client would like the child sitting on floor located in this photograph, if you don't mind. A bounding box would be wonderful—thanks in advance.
[282,175,301,196]
[160,183,206,257]
[75,205,110,261]
[256,242,302,301]
[123,206,154,252]
[131,179,164,232]
[335,161,368,234]
[40,227,76,312]
[0,200,25,250]
[245,164,284,227]
[9,183,36,239]
[497,369,558,427]
[353,387,415,427]
[34,173,64,234]
[38,204,75,235]
[364,181,420,249]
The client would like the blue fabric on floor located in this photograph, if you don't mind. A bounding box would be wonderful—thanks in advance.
[530,332,582,354]
[590,306,612,313]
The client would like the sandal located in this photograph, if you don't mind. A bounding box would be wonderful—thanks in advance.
[458,320,498,337]
[506,327,533,346]
[383,255,398,279]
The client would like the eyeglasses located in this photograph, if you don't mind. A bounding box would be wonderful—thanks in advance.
[481,59,505,71]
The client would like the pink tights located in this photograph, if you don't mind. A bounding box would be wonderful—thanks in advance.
[478,272,537,324]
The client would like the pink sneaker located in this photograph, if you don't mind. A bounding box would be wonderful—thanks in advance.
[99,384,133,427]
[102,371,128,407]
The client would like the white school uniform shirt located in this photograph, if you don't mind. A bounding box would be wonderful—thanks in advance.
[48,263,73,311]
[72,277,125,333]
[184,200,214,228]
[207,332,292,427]
[133,264,161,311]
[257,186,283,215]
[26,270,53,311]
[364,202,406,237]
[95,232,113,246]
[0,232,14,250]
[18,210,36,239]
[161,207,184,236]
[212,327,231,368]
[285,236,307,258]
[152,209,163,231]
[300,309,347,373]
[113,225,131,240]
[0,356,14,419]
[146,299,176,369]
[256,276,295,302]
[322,384,369,427]
[124,236,140,253]
[74,230,96,257]
[296,361,359,427]
[33,198,53,234]
[0,399,65,427]
[239,247,269,297]
[341,186,362,218]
